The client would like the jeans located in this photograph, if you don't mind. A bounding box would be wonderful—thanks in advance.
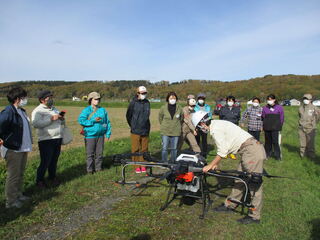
[161,135,179,163]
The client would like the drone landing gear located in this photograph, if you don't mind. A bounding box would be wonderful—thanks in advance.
[160,175,212,219]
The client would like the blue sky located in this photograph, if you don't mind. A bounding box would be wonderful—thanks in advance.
[0,0,320,82]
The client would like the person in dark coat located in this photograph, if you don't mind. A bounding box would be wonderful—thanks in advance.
[126,86,151,173]
[219,96,241,125]
[0,87,32,208]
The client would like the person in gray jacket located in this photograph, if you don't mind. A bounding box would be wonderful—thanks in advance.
[31,90,65,188]
[298,93,320,159]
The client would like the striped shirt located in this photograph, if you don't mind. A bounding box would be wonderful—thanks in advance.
[241,106,263,131]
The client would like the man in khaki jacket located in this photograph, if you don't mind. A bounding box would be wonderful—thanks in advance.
[178,95,201,154]
[298,93,320,159]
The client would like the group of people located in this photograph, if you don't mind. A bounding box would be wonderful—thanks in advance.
[0,87,112,209]
[0,85,319,225]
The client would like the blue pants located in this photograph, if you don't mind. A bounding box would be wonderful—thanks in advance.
[161,135,179,163]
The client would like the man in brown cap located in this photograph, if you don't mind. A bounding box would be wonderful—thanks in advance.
[298,93,320,158]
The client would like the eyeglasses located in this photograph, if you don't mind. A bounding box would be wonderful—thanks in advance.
[94,98,101,101]
[139,92,147,95]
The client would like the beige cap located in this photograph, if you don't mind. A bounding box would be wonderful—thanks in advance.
[137,86,147,93]
[303,93,312,100]
[187,94,195,100]
[88,92,101,100]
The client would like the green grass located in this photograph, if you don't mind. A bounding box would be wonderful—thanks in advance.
[0,98,164,109]
[0,107,320,240]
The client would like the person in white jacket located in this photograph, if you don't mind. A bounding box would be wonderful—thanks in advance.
[31,90,65,188]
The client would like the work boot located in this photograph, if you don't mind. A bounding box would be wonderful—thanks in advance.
[237,216,260,224]
[214,204,234,213]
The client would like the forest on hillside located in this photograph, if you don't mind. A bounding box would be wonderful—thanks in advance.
[0,74,319,101]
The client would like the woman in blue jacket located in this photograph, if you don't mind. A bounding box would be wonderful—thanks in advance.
[78,92,112,174]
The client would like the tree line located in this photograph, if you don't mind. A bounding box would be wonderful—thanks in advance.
[0,74,319,101]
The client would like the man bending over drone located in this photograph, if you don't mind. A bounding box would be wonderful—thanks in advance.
[192,111,266,224]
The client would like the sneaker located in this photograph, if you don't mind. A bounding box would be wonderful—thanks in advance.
[18,194,31,202]
[6,200,23,209]
[214,204,234,213]
[141,167,147,173]
[135,167,141,173]
[237,216,260,224]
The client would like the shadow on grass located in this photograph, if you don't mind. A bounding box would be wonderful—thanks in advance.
[310,218,320,240]
[131,233,152,240]
[283,143,320,165]
[0,162,87,227]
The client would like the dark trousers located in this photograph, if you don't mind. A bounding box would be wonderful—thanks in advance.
[195,131,208,158]
[37,138,62,183]
[248,130,261,142]
[264,131,281,159]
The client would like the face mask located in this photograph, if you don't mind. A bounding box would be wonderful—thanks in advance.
[47,98,54,108]
[252,102,260,107]
[198,99,204,105]
[18,98,28,107]
[169,99,176,105]
[303,99,310,105]
[267,100,275,105]
[139,94,146,100]
[227,101,234,107]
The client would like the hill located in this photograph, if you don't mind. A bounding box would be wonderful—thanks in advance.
[0,74,319,101]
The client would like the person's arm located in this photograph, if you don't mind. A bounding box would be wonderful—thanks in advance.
[279,105,285,125]
[315,106,320,123]
[78,108,95,127]
[126,101,134,127]
[158,106,164,124]
[31,109,53,129]
[104,110,112,139]
[0,110,10,140]
[236,107,241,123]
[203,155,222,172]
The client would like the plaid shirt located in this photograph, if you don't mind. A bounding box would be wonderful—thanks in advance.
[241,106,263,131]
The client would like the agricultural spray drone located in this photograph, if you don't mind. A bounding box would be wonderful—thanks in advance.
[113,152,288,219]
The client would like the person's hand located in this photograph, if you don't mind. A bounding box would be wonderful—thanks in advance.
[95,117,102,122]
[193,130,197,136]
[105,137,110,141]
[51,114,60,121]
[0,139,3,146]
[203,164,217,173]
[240,123,245,128]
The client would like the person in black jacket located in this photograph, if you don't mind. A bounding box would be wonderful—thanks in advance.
[126,86,151,173]
[0,87,32,208]
[219,96,241,125]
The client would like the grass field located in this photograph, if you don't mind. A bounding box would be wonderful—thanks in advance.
[0,106,319,240]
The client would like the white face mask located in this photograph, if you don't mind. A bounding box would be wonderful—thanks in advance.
[169,99,176,105]
[139,94,146,100]
[252,102,260,107]
[18,98,28,107]
[267,100,275,105]
[198,99,204,105]
[227,101,234,107]
[303,99,310,105]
